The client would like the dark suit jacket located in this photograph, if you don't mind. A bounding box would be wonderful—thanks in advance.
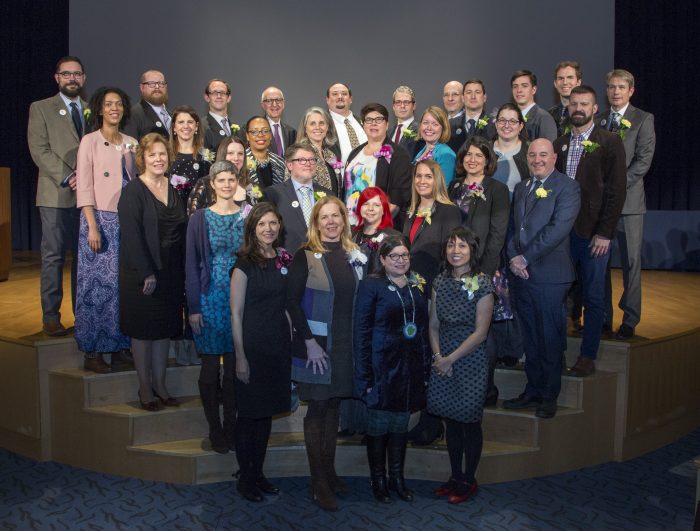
[524,104,558,142]
[202,113,231,152]
[448,176,510,276]
[269,121,297,156]
[124,100,170,141]
[447,112,497,154]
[595,105,655,215]
[548,103,570,138]
[402,202,463,287]
[553,126,626,240]
[507,170,580,284]
[390,119,419,158]
[345,140,413,215]
[262,179,332,254]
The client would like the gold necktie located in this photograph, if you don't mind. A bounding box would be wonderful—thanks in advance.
[344,118,359,149]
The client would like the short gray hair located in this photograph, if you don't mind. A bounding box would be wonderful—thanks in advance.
[209,160,238,178]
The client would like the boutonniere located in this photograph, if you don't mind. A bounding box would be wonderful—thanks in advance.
[467,182,486,201]
[416,207,433,225]
[275,247,293,275]
[402,128,417,140]
[347,249,368,279]
[365,232,385,251]
[477,116,489,129]
[83,108,91,120]
[170,174,190,191]
[248,184,263,200]
[563,124,572,135]
[230,123,240,134]
[373,144,393,164]
[535,187,553,199]
[619,119,631,139]
[461,274,480,300]
[202,148,215,162]
[417,148,434,162]
[408,271,426,293]
[581,140,600,154]
[239,203,253,219]
[523,115,528,123]
[246,157,257,171]
[314,190,327,201]
[327,158,344,172]
[124,142,136,152]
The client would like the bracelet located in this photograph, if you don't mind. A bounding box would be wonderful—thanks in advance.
[432,352,440,361]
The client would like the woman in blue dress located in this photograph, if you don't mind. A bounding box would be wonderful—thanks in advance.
[185,160,246,454]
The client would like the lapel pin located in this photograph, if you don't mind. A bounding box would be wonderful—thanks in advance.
[59,109,67,116]
[292,200,299,208]
[156,121,163,128]
[561,145,568,152]
[193,163,200,170]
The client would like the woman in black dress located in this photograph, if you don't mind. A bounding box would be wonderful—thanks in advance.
[168,106,212,206]
[230,202,292,502]
[286,196,366,511]
[118,133,186,411]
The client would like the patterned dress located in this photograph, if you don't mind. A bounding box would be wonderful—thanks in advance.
[193,209,244,354]
[427,272,495,423]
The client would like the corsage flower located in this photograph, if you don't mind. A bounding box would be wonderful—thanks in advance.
[240,203,253,219]
[246,158,257,171]
[230,123,241,134]
[462,274,480,299]
[535,187,552,199]
[170,174,189,190]
[619,118,631,139]
[275,247,293,275]
[202,148,215,162]
[248,184,263,200]
[402,128,417,140]
[477,116,489,129]
[314,191,327,201]
[408,271,426,293]
[83,108,91,120]
[467,182,486,201]
[416,207,433,225]
[327,158,344,172]
[373,144,393,163]
[581,140,600,154]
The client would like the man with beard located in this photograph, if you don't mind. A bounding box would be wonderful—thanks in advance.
[549,61,583,137]
[27,56,87,335]
[326,82,366,162]
[553,86,626,377]
[124,69,170,140]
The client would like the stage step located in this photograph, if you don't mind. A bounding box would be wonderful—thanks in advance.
[494,367,585,409]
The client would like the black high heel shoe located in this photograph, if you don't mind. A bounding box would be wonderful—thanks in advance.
[152,388,180,407]
[138,390,163,412]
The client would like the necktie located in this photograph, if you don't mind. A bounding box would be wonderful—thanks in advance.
[394,124,403,144]
[525,179,542,213]
[70,102,83,138]
[160,109,170,131]
[610,112,620,133]
[221,117,230,136]
[467,118,476,134]
[344,118,359,149]
[561,105,569,120]
[273,123,284,157]
[300,186,313,225]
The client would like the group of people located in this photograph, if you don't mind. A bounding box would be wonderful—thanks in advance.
[27,55,655,507]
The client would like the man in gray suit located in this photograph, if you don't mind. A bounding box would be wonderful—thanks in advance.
[262,143,332,254]
[597,69,656,339]
[503,139,580,418]
[124,69,170,141]
[27,56,87,336]
[511,69,558,142]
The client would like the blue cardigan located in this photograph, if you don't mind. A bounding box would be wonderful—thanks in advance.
[413,142,457,186]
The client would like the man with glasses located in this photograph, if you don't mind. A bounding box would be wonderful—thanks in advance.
[124,69,170,140]
[202,78,233,152]
[262,143,332,254]
[27,56,87,335]
[447,79,496,153]
[326,82,366,163]
[511,69,558,142]
[442,80,464,120]
[261,86,296,157]
[390,86,418,156]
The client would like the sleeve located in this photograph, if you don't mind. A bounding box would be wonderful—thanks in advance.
[286,250,313,340]
[627,113,656,184]
[353,279,378,398]
[438,146,456,185]
[596,134,627,238]
[75,136,95,208]
[476,273,496,300]
[187,177,209,217]
[522,178,580,264]
[185,210,204,313]
[117,183,155,281]
[27,102,71,185]
[386,146,413,210]
[539,111,559,142]
[480,183,510,276]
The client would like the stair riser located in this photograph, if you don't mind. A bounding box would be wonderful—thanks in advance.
[495,369,582,409]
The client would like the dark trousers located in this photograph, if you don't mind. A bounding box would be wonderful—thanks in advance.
[570,232,609,360]
[515,279,570,401]
[39,206,78,323]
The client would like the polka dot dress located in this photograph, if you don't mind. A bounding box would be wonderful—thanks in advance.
[427,273,495,423]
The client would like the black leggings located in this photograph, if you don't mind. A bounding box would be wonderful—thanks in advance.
[235,416,272,483]
[199,352,234,385]
[444,418,483,484]
[305,398,341,419]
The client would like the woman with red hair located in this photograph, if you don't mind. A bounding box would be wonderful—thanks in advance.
[352,187,401,275]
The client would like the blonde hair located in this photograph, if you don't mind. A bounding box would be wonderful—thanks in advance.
[418,106,451,144]
[407,160,453,216]
[304,196,359,254]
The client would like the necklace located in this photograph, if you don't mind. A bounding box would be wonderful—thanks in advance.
[387,275,417,339]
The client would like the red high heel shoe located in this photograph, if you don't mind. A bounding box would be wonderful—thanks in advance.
[447,480,478,504]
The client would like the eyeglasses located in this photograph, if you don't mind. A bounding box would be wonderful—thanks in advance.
[248,129,271,136]
[141,81,167,88]
[387,253,410,262]
[363,116,386,125]
[262,98,284,105]
[496,118,520,126]
[207,90,230,97]
[291,158,317,165]
[57,71,84,79]
[393,100,414,106]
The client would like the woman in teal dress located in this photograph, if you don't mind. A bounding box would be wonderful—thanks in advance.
[186,161,246,454]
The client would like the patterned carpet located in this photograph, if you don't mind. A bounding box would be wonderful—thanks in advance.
[1,429,698,530]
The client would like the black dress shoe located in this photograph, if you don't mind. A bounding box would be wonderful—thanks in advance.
[237,480,264,502]
[256,476,280,495]
[502,393,541,409]
[615,324,635,340]
[535,400,557,419]
[567,356,595,377]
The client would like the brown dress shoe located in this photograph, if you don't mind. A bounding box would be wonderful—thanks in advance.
[568,356,595,377]
[43,321,68,337]
[84,354,111,374]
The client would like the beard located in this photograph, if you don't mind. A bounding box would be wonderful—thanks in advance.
[570,111,592,127]
[145,91,168,106]
[60,83,82,98]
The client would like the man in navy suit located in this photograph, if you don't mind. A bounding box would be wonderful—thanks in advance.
[447,79,496,153]
[124,69,170,140]
[389,85,418,156]
[262,143,332,254]
[503,139,580,418]
[261,86,296,157]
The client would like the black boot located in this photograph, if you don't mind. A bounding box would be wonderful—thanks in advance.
[222,375,237,451]
[198,381,228,454]
[366,435,391,503]
[387,432,413,502]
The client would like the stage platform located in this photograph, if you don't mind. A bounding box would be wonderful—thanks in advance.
[1,252,699,485]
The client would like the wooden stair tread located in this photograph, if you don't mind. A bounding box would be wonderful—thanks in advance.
[86,395,201,416]
[485,403,583,417]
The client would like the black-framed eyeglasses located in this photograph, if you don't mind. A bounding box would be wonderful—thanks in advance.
[141,81,167,88]
[387,253,410,262]
[262,98,284,105]
[496,118,520,126]
[57,71,84,79]
[207,90,230,97]
[248,129,271,136]
[364,116,387,125]
[291,158,317,165]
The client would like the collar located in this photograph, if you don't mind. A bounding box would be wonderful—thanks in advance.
[572,121,595,140]
[209,111,228,121]
[147,101,166,115]
[611,103,630,117]
[291,177,313,192]
[448,109,464,120]
[267,117,282,127]
[464,110,483,122]
[520,102,536,117]
[329,109,352,122]
[397,117,414,128]
[58,92,80,110]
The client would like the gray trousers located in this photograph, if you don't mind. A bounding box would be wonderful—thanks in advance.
[39,206,78,323]
[605,214,644,328]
